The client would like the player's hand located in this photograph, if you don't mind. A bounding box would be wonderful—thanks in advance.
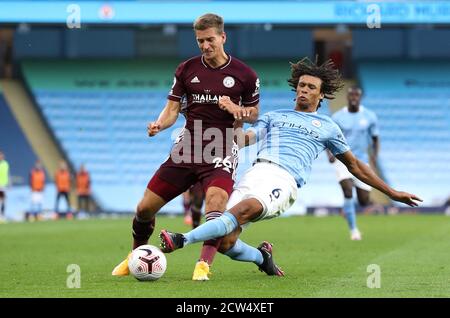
[218,96,243,120]
[241,106,257,119]
[147,122,161,137]
[390,191,423,207]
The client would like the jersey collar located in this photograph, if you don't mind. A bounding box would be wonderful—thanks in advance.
[201,54,232,70]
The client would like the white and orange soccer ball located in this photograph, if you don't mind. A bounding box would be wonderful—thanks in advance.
[128,245,167,281]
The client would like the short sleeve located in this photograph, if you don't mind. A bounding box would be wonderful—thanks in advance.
[241,69,260,107]
[326,124,350,156]
[168,62,186,102]
[247,112,271,141]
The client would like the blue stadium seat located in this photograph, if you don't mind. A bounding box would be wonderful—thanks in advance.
[358,61,450,205]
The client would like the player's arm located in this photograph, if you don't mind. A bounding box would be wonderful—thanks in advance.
[147,100,181,137]
[370,136,380,168]
[336,151,422,207]
[218,96,258,123]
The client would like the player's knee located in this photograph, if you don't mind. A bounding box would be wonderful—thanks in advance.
[205,188,228,211]
[136,202,156,221]
[232,198,262,224]
[343,189,353,199]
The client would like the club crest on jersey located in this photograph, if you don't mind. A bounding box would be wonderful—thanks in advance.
[223,76,235,88]
[312,119,322,128]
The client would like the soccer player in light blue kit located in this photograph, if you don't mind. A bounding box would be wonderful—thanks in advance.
[329,86,379,240]
[160,58,421,277]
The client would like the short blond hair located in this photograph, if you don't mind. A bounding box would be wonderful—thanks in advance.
[193,13,224,34]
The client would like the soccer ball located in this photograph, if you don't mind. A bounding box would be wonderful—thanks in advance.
[128,245,167,281]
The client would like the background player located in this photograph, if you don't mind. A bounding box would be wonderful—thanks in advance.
[76,164,91,215]
[182,182,204,229]
[328,86,380,240]
[29,160,45,221]
[159,58,422,277]
[54,160,72,219]
[182,189,193,225]
[112,13,260,280]
[0,151,9,222]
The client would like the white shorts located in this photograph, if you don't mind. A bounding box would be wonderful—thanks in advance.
[333,160,372,191]
[31,191,44,204]
[226,162,298,222]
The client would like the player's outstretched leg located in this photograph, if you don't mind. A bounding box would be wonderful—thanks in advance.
[160,198,263,252]
[222,238,284,276]
[159,230,186,252]
[159,211,239,253]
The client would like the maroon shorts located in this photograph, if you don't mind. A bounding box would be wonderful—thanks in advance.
[147,157,236,203]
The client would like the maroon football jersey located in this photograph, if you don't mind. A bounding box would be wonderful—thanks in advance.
[167,55,260,164]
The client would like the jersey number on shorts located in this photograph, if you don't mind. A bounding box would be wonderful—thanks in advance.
[269,188,282,203]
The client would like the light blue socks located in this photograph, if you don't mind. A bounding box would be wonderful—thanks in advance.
[183,211,239,245]
[343,197,357,231]
[224,239,263,265]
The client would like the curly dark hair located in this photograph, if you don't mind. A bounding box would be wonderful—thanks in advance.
[288,57,344,108]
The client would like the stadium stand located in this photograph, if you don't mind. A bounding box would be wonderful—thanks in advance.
[0,88,38,185]
[0,86,57,220]
[358,61,450,206]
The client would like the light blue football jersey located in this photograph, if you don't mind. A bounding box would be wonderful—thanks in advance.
[332,106,379,163]
[247,109,350,188]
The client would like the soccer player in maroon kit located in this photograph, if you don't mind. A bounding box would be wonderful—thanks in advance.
[112,13,260,280]
[182,182,205,229]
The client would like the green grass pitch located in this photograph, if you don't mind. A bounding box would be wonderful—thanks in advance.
[1,215,449,298]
